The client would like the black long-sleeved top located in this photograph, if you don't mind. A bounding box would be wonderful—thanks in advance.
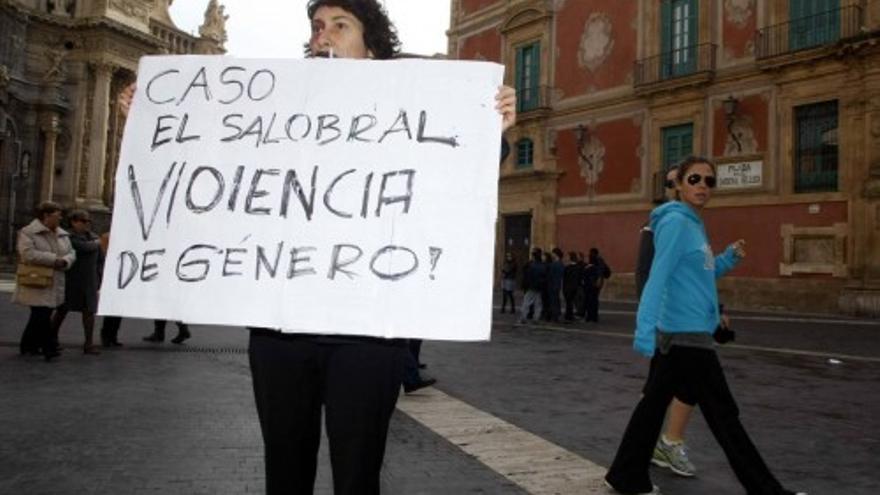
[634,223,654,299]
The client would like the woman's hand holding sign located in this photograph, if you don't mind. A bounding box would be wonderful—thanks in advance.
[118,82,135,119]
[496,85,516,132]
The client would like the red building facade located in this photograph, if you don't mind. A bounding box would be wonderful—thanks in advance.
[449,0,880,315]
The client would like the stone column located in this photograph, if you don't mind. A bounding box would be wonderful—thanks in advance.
[84,61,114,209]
[39,114,60,201]
[840,59,880,317]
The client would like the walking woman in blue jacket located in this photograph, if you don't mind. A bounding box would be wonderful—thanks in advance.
[604,157,806,495]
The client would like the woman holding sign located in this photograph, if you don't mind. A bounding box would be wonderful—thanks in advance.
[118,1,515,493]
[250,3,515,494]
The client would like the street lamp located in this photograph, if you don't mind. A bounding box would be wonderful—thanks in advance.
[723,94,742,153]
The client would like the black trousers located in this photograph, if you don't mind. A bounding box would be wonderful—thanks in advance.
[152,320,189,339]
[403,339,423,386]
[546,290,561,321]
[101,316,123,344]
[585,287,600,322]
[20,306,54,354]
[249,329,405,495]
[563,290,577,320]
[501,290,516,312]
[575,287,587,317]
[606,346,786,495]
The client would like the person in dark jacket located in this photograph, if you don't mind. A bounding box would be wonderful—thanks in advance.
[500,252,518,313]
[546,248,565,322]
[583,248,608,322]
[635,168,678,296]
[518,248,546,324]
[562,252,582,321]
[98,231,124,347]
[50,209,101,355]
[575,251,587,318]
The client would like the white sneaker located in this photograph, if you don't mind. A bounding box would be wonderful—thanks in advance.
[651,436,696,477]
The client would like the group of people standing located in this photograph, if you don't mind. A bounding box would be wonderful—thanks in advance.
[13,202,106,360]
[501,246,611,325]
[12,202,192,361]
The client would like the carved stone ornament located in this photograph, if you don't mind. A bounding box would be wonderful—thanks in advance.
[110,0,150,22]
[724,0,754,29]
[578,136,606,185]
[724,116,759,156]
[47,0,76,16]
[0,65,9,89]
[42,49,67,85]
[578,13,614,73]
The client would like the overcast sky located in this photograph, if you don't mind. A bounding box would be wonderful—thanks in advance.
[169,0,452,58]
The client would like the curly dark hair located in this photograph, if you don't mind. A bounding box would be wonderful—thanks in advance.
[304,0,401,60]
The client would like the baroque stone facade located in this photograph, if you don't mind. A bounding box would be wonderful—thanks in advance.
[0,0,226,256]
[451,0,880,316]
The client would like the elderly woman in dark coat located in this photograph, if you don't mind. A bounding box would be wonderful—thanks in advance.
[51,209,102,354]
[13,201,75,361]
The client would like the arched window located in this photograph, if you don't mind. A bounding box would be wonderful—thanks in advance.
[516,138,534,169]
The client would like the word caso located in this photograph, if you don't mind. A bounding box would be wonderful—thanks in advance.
[146,66,276,106]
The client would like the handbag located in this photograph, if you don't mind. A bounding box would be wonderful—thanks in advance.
[16,263,54,289]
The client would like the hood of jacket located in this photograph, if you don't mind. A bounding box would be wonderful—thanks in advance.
[649,201,700,232]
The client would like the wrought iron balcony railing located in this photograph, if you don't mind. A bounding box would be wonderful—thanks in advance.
[634,43,717,87]
[756,5,863,60]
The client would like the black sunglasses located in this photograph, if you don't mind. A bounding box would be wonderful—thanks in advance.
[685,173,717,188]
[664,179,676,189]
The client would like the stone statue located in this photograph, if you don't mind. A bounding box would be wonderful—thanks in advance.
[42,49,67,84]
[199,0,229,46]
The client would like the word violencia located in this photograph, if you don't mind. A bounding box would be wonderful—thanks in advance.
[145,66,459,150]
[128,161,416,242]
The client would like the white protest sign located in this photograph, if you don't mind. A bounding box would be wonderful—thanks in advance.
[98,56,504,341]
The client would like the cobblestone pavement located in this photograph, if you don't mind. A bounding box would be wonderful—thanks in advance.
[1,284,878,494]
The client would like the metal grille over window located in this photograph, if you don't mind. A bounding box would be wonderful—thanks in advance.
[794,100,838,193]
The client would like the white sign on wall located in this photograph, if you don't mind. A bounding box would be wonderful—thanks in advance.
[717,160,763,189]
[98,56,505,341]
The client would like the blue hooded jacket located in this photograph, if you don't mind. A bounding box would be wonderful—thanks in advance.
[633,201,740,357]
